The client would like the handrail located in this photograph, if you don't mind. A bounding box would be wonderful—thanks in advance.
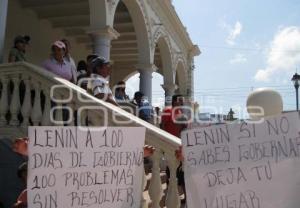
[0,61,183,207]
[0,62,181,148]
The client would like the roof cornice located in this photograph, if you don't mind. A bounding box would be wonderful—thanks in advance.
[151,0,200,57]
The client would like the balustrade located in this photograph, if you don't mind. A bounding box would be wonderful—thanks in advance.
[9,75,21,126]
[0,75,8,126]
[21,75,32,127]
[0,62,182,208]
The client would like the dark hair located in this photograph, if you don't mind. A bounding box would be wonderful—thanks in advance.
[134,91,144,99]
[51,45,65,52]
[14,35,30,47]
[23,35,30,43]
[172,94,184,106]
[91,57,110,74]
[61,38,69,46]
[86,54,99,63]
[116,81,126,92]
[77,60,87,72]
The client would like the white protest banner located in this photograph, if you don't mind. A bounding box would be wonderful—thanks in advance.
[28,127,145,208]
[182,112,300,208]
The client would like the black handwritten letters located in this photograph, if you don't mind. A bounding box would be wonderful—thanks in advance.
[182,112,300,208]
[28,127,145,208]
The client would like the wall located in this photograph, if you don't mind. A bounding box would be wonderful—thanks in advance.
[4,0,90,66]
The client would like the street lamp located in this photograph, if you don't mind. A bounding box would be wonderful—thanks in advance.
[291,73,300,111]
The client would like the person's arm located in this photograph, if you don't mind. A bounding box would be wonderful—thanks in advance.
[13,190,27,208]
[12,137,28,156]
[175,146,184,161]
[144,145,155,157]
[95,93,119,106]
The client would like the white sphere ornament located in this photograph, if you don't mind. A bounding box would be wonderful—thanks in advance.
[246,88,283,119]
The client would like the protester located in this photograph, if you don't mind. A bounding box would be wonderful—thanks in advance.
[161,94,187,203]
[89,57,155,156]
[115,81,130,102]
[133,91,153,123]
[61,39,77,83]
[8,35,30,62]
[161,94,187,136]
[90,56,118,105]
[42,41,76,83]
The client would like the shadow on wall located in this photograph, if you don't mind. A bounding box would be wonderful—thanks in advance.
[0,138,26,208]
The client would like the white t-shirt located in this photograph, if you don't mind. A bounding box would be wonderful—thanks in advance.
[91,73,113,96]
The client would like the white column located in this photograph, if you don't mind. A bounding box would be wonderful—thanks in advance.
[140,170,148,208]
[137,64,157,104]
[87,26,120,60]
[21,75,32,127]
[148,149,163,208]
[0,0,8,63]
[9,75,21,126]
[165,152,181,208]
[162,83,178,106]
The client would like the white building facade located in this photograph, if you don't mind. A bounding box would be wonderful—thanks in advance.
[0,0,199,207]
[1,0,200,103]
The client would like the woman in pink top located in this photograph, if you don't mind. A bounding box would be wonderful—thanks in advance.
[42,41,76,83]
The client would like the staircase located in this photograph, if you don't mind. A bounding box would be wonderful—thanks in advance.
[0,62,183,208]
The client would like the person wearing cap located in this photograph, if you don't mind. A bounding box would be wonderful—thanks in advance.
[42,41,76,83]
[115,81,130,102]
[8,35,30,62]
[133,91,153,123]
[161,94,187,204]
[90,56,118,105]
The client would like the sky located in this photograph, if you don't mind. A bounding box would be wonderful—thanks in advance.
[128,0,300,118]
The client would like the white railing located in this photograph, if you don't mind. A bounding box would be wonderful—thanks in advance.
[0,62,182,208]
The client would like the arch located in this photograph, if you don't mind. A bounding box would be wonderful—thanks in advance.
[175,60,188,95]
[125,71,165,106]
[123,70,139,82]
[113,0,152,64]
[153,29,174,84]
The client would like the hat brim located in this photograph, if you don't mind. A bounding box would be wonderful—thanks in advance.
[52,44,65,49]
